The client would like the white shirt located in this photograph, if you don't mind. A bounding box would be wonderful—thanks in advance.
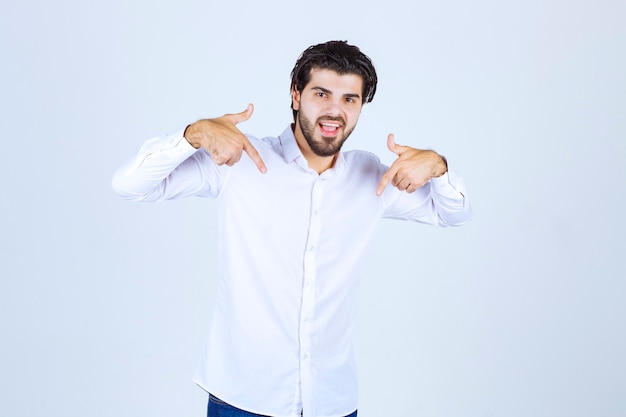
[112,125,472,417]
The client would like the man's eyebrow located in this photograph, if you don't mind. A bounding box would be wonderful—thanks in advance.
[312,86,332,94]
[311,86,361,99]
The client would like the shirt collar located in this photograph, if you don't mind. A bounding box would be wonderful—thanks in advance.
[278,125,303,165]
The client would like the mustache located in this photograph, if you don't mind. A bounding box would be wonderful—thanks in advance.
[316,116,345,125]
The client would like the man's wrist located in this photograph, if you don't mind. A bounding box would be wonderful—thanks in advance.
[183,122,202,149]
[433,153,448,178]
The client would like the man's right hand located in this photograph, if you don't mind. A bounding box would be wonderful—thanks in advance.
[184,103,267,173]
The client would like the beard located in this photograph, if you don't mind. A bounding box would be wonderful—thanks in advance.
[297,111,355,157]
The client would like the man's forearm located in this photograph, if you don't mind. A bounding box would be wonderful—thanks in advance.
[111,129,197,201]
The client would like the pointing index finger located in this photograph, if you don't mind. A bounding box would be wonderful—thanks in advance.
[376,164,398,196]
[242,138,267,174]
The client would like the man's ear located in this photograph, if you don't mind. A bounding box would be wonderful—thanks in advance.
[291,87,301,111]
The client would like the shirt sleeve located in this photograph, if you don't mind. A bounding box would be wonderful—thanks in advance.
[381,166,472,227]
[111,129,228,201]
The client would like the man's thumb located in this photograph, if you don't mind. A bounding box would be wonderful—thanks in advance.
[387,133,400,154]
[234,103,254,124]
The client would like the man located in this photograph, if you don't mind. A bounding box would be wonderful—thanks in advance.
[112,40,472,417]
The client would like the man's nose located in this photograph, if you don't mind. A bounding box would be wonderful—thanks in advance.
[323,98,343,116]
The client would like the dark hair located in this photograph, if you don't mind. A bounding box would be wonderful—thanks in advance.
[290,40,378,120]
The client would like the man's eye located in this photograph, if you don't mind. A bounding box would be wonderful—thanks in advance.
[316,92,326,97]
[346,98,354,103]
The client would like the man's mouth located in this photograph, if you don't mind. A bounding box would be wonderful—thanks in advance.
[319,121,342,136]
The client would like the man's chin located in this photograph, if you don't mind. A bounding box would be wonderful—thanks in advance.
[311,142,343,157]
[320,135,339,143]
[303,129,348,157]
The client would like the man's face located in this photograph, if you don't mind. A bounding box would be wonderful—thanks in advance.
[292,68,364,157]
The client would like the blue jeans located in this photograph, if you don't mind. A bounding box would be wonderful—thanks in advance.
[207,394,357,417]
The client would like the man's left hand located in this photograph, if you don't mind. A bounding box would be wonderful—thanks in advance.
[376,134,448,196]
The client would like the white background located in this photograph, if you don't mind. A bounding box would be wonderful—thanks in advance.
[1,0,624,416]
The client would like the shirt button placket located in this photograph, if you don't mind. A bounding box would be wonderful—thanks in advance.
[299,178,324,410]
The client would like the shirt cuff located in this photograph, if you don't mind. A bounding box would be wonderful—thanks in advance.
[429,168,467,199]
[157,128,198,157]
[125,128,198,175]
